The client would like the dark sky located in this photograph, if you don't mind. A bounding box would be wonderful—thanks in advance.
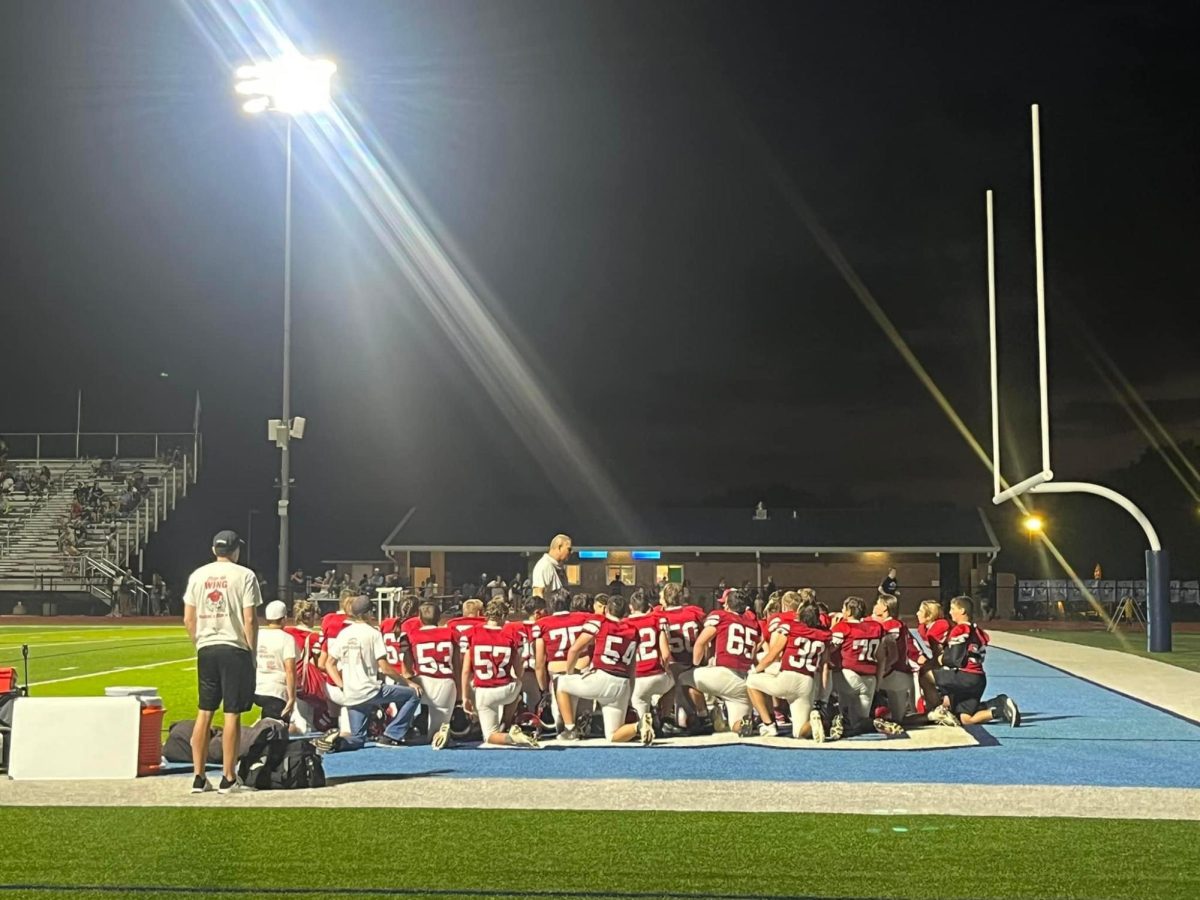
[1,1,1197,581]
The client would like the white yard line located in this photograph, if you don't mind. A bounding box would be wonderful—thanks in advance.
[58,667,77,671]
[0,634,183,653]
[30,656,195,686]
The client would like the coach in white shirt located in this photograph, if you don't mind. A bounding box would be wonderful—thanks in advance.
[531,533,572,599]
[183,529,261,794]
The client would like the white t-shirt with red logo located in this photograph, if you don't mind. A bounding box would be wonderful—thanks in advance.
[184,559,262,652]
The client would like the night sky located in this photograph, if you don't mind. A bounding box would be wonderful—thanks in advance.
[1,1,1196,585]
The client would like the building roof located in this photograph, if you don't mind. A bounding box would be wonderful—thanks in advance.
[380,505,1000,555]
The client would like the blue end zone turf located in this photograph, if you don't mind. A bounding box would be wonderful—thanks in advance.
[317,648,1200,789]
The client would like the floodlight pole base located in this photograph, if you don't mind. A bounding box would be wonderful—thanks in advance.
[1147,549,1171,653]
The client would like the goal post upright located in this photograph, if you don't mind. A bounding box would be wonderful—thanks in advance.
[986,103,1171,652]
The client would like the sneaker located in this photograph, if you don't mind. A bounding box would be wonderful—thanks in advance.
[928,705,959,727]
[508,725,538,748]
[872,717,906,737]
[639,712,655,746]
[809,709,826,743]
[373,735,406,748]
[431,721,451,751]
[557,726,581,742]
[217,775,250,794]
[711,707,729,733]
[758,722,778,738]
[190,775,211,794]
[314,728,341,754]
[1003,696,1021,728]
[828,713,845,742]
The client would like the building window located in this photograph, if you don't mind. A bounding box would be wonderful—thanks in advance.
[606,564,635,588]
[655,564,685,584]
[564,564,581,586]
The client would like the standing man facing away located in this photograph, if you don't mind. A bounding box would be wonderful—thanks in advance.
[531,533,572,599]
[184,530,261,794]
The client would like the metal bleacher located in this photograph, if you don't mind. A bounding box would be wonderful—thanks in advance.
[0,431,200,608]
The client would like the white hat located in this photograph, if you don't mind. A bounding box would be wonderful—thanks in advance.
[264,600,287,621]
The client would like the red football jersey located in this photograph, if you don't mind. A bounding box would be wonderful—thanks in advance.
[539,611,594,664]
[778,622,831,675]
[765,610,795,637]
[818,612,832,629]
[462,623,523,688]
[405,624,456,680]
[320,612,348,641]
[830,618,885,675]
[581,616,639,677]
[945,622,989,675]
[280,628,319,667]
[661,605,706,666]
[511,620,542,668]
[919,618,951,658]
[878,617,916,675]
[701,609,761,671]
[628,612,669,677]
[445,615,486,639]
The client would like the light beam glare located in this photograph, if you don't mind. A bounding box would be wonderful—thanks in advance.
[179,0,641,536]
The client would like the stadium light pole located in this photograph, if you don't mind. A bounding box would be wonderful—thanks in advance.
[235,55,336,599]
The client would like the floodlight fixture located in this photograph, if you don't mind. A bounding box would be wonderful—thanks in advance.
[1023,515,1044,535]
[235,55,336,116]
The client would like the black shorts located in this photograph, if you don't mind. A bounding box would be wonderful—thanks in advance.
[933,668,987,716]
[197,645,255,714]
[254,694,287,721]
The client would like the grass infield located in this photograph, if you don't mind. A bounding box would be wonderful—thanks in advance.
[0,808,1197,900]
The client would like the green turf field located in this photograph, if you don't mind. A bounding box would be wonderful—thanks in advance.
[0,625,199,726]
[0,807,1196,900]
[1008,629,1200,672]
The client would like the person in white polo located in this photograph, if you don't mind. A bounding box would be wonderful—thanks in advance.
[531,533,572,599]
[183,529,261,794]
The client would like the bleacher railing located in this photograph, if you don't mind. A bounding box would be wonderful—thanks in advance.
[2,431,201,469]
[1016,578,1200,618]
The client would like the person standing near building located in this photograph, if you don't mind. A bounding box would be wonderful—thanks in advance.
[184,530,261,794]
[532,533,572,599]
[879,567,899,598]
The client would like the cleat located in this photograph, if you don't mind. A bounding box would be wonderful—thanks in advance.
[190,775,211,794]
[828,713,845,742]
[774,711,790,727]
[508,725,538,748]
[576,712,593,738]
[737,716,758,738]
[373,735,406,748]
[758,722,778,738]
[809,709,826,743]
[872,717,906,737]
[711,707,729,733]
[431,722,451,751]
[314,728,341,754]
[557,727,582,742]
[639,712,655,746]
[928,705,959,727]
[1004,696,1021,728]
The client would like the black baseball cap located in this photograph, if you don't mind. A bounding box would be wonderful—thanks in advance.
[212,530,242,553]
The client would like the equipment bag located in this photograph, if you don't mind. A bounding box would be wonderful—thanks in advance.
[237,719,325,789]
[163,719,224,764]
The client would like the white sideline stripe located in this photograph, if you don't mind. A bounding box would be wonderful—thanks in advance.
[0,777,1196,820]
[0,635,188,653]
[58,667,77,671]
[30,656,195,686]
